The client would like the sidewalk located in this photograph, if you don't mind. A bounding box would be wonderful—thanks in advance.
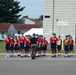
[0,53,76,55]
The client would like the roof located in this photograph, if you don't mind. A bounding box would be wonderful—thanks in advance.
[13,24,42,30]
[26,18,40,22]
[0,23,11,31]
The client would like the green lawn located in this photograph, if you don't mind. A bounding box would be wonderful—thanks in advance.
[0,41,76,54]
[0,41,6,53]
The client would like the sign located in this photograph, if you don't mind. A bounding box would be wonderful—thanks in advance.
[57,21,69,26]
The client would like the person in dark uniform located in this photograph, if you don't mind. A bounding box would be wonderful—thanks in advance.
[30,33,38,59]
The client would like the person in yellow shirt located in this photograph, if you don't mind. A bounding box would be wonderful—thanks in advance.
[57,36,62,56]
[63,35,69,57]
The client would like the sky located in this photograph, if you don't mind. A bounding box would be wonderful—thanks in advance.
[16,0,44,18]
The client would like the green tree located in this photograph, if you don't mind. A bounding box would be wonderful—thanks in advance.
[38,15,43,21]
[0,0,25,23]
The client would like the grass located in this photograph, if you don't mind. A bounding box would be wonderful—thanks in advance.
[0,41,6,53]
[0,41,76,54]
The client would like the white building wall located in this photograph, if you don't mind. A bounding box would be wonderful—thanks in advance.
[43,0,76,42]
[8,24,16,36]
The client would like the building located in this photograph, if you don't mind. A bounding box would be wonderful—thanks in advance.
[43,0,76,42]
[0,23,42,40]
[17,17,43,26]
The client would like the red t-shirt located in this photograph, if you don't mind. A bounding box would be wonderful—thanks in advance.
[68,38,74,44]
[37,37,43,45]
[5,38,10,44]
[25,38,30,45]
[10,38,15,45]
[19,36,25,43]
[50,36,58,42]
[44,39,48,45]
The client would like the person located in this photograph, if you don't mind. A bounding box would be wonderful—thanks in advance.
[17,36,21,56]
[41,37,48,56]
[19,35,25,58]
[57,36,62,56]
[68,36,74,56]
[50,33,58,57]
[36,35,43,57]
[14,36,19,56]
[10,36,15,57]
[4,35,10,58]
[63,35,69,57]
[30,33,38,59]
[24,36,30,57]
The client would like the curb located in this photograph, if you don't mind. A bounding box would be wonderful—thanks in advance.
[0,53,76,55]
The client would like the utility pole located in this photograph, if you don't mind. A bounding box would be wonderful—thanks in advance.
[52,0,55,34]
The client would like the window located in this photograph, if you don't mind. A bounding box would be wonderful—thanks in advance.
[45,15,50,18]
[1,31,4,34]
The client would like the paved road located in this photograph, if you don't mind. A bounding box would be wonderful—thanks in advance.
[0,55,76,75]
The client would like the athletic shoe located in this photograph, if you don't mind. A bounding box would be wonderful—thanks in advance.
[31,56,35,59]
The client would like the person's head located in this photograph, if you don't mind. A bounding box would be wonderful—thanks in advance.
[58,35,61,39]
[65,35,68,39]
[44,37,46,39]
[33,33,35,37]
[14,36,17,39]
[52,33,56,37]
[68,35,70,39]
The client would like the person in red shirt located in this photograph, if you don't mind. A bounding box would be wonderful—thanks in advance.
[17,36,21,56]
[50,33,58,57]
[68,36,74,56]
[14,36,19,56]
[19,35,25,57]
[41,37,48,56]
[10,36,15,57]
[4,35,10,58]
[24,37,30,57]
[36,36,43,57]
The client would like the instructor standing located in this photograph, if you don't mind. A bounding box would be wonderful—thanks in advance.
[30,33,38,59]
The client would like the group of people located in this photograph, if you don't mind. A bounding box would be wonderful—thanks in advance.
[4,34,48,58]
[50,33,74,57]
[4,33,74,58]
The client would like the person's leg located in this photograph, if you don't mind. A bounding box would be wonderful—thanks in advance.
[31,45,35,59]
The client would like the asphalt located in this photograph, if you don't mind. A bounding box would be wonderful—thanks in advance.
[0,55,76,75]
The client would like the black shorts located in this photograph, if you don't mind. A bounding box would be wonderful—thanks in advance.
[64,45,68,51]
[25,45,30,51]
[14,44,18,50]
[42,45,47,51]
[58,45,61,50]
[51,42,56,49]
[20,42,24,49]
[5,44,10,50]
[37,45,42,51]
[10,44,14,51]
[70,44,73,51]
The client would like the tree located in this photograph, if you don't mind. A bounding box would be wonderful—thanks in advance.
[38,15,43,21]
[0,0,25,23]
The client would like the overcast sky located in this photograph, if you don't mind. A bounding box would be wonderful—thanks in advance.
[16,0,44,18]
